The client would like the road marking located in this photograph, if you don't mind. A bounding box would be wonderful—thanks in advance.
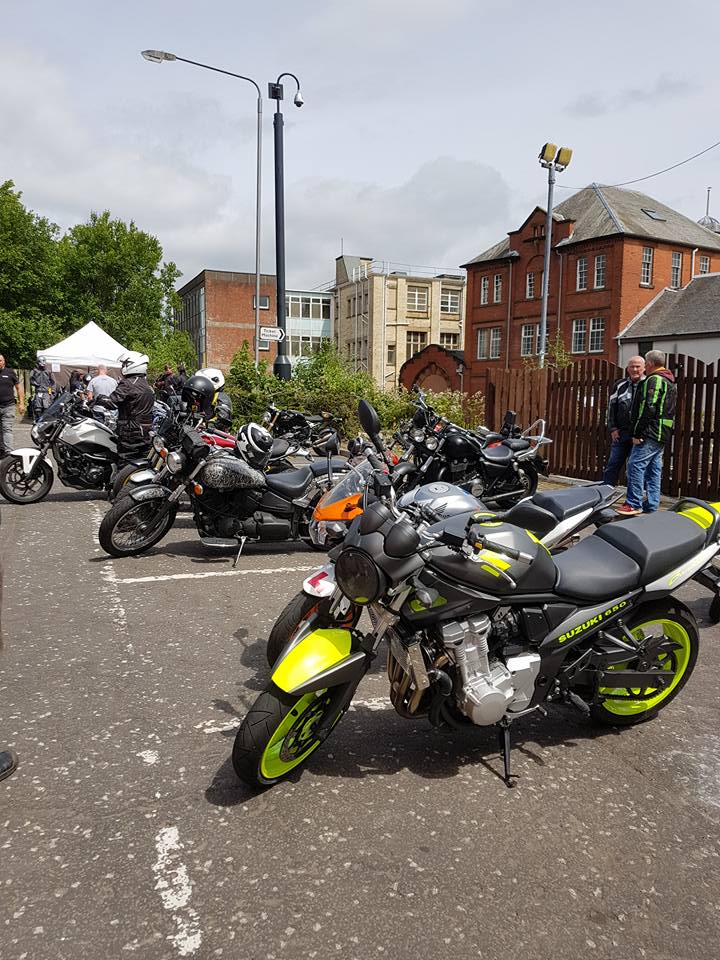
[196,697,393,735]
[115,564,318,585]
[152,826,203,957]
[137,749,160,765]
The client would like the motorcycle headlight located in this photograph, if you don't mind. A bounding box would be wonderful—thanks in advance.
[335,547,386,605]
[166,451,185,475]
[152,435,166,453]
[411,429,426,444]
[424,436,439,451]
[262,411,271,424]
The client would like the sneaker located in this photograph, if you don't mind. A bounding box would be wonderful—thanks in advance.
[0,749,18,782]
[615,503,642,516]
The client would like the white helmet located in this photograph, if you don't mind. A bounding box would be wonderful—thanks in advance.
[196,367,225,389]
[120,351,149,376]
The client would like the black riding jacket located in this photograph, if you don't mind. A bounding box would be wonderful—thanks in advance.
[106,374,155,445]
[607,376,643,433]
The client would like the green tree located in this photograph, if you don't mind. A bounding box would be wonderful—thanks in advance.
[0,180,65,367]
[523,332,573,371]
[145,330,198,379]
[58,211,181,349]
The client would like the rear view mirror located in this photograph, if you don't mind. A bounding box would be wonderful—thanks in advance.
[358,400,384,450]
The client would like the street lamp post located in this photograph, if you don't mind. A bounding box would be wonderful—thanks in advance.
[268,74,303,382]
[140,50,264,368]
[537,143,573,369]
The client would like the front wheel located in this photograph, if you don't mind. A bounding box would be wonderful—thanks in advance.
[108,463,144,502]
[0,455,54,504]
[99,495,177,557]
[591,600,699,726]
[266,590,361,667]
[232,683,347,788]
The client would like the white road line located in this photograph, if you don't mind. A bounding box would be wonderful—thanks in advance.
[152,826,203,957]
[115,564,318,585]
[196,697,393,736]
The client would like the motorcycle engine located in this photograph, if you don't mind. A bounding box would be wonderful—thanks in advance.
[55,447,105,487]
[442,616,540,724]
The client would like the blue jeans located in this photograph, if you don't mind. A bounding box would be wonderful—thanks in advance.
[602,431,633,485]
[626,439,665,512]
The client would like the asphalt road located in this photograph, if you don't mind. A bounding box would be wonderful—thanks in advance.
[2,444,720,959]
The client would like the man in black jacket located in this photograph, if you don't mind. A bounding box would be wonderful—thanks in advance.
[102,351,155,448]
[616,350,677,516]
[602,355,645,484]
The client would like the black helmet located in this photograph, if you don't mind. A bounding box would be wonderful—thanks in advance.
[181,374,215,416]
[236,422,274,470]
[83,373,93,385]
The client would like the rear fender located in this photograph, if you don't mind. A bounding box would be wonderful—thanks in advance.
[272,628,368,695]
[8,448,43,475]
[128,484,173,503]
[303,564,337,598]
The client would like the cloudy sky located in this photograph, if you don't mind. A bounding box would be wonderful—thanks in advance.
[3,0,719,289]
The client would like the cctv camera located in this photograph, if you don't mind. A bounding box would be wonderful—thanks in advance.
[293,90,304,108]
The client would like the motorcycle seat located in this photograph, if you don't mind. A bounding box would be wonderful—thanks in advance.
[553,537,641,600]
[532,485,609,522]
[306,415,324,424]
[308,457,348,476]
[481,445,513,463]
[503,438,531,452]
[265,467,313,498]
[595,512,706,584]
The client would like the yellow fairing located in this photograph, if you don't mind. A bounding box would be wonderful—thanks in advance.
[679,505,715,529]
[272,629,352,694]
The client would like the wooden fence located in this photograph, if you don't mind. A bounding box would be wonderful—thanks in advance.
[483,355,720,501]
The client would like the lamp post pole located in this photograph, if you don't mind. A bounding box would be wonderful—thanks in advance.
[537,143,572,370]
[268,73,302,382]
[140,51,263,369]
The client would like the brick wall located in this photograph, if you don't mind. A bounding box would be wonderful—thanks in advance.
[399,344,464,392]
[204,272,278,370]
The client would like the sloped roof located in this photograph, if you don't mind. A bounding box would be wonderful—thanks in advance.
[618,274,720,340]
[463,183,720,267]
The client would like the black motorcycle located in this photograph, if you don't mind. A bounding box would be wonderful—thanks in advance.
[264,404,342,448]
[98,425,350,557]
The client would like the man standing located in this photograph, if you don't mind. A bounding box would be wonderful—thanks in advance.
[602,355,645,485]
[29,358,56,422]
[87,364,117,400]
[616,350,677,516]
[0,355,24,458]
[101,352,155,449]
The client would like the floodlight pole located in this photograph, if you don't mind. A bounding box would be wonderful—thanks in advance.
[538,163,555,370]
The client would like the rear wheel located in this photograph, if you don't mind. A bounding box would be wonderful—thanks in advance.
[267,591,360,667]
[591,600,698,726]
[109,463,143,502]
[0,455,54,504]
[232,683,346,788]
[99,496,177,557]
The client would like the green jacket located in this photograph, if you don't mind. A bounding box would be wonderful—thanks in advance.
[632,368,676,444]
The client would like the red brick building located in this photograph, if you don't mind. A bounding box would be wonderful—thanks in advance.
[461,184,720,395]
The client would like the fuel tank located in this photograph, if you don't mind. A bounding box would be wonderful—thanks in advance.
[60,419,117,454]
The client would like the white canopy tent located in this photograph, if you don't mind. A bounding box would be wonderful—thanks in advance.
[37,321,130,369]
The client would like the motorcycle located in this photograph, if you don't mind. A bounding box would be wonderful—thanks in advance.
[97,425,351,558]
[264,404,343,447]
[0,392,149,505]
[233,403,720,788]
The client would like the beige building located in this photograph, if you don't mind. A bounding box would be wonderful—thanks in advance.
[332,256,466,389]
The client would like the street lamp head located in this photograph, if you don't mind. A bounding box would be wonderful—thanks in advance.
[554,146,573,170]
[538,142,557,165]
[141,49,177,63]
[293,89,304,108]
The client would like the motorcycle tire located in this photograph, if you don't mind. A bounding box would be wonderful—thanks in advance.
[486,463,538,507]
[590,599,699,727]
[0,455,54,505]
[108,463,143,503]
[99,496,177,558]
[232,682,347,788]
[266,591,361,667]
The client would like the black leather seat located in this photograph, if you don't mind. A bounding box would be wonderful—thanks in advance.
[533,485,605,522]
[503,438,531,452]
[481,445,513,463]
[265,467,313,498]
[308,457,348,476]
[553,537,641,600]
[595,512,705,584]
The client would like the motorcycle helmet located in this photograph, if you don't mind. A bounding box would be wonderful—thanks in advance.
[196,367,225,390]
[181,374,215,416]
[236,422,274,470]
[120,351,149,376]
[83,373,93,386]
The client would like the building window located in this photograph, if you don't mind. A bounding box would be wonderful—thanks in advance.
[589,317,605,353]
[477,329,488,360]
[253,295,270,309]
[407,285,429,312]
[490,327,502,359]
[288,294,331,320]
[440,332,460,350]
[576,256,588,291]
[480,276,489,305]
[571,318,587,353]
[493,274,502,303]
[387,343,396,364]
[699,255,710,274]
[440,288,461,314]
[594,255,606,289]
[671,251,682,289]
[406,331,427,356]
[641,246,654,285]
[526,272,535,299]
[520,324,536,358]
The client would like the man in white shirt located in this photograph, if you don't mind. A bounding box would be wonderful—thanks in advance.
[87,365,117,400]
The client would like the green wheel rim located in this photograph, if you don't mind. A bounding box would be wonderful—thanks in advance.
[259,692,330,781]
[600,618,691,716]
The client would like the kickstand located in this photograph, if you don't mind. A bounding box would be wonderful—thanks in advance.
[232,536,247,568]
[498,721,517,788]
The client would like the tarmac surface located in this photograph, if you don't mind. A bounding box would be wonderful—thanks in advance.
[2,430,720,959]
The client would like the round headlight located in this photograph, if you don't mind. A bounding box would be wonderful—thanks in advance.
[411,429,426,444]
[166,451,185,474]
[262,411,271,423]
[152,435,165,453]
[424,436,438,451]
[335,547,385,605]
